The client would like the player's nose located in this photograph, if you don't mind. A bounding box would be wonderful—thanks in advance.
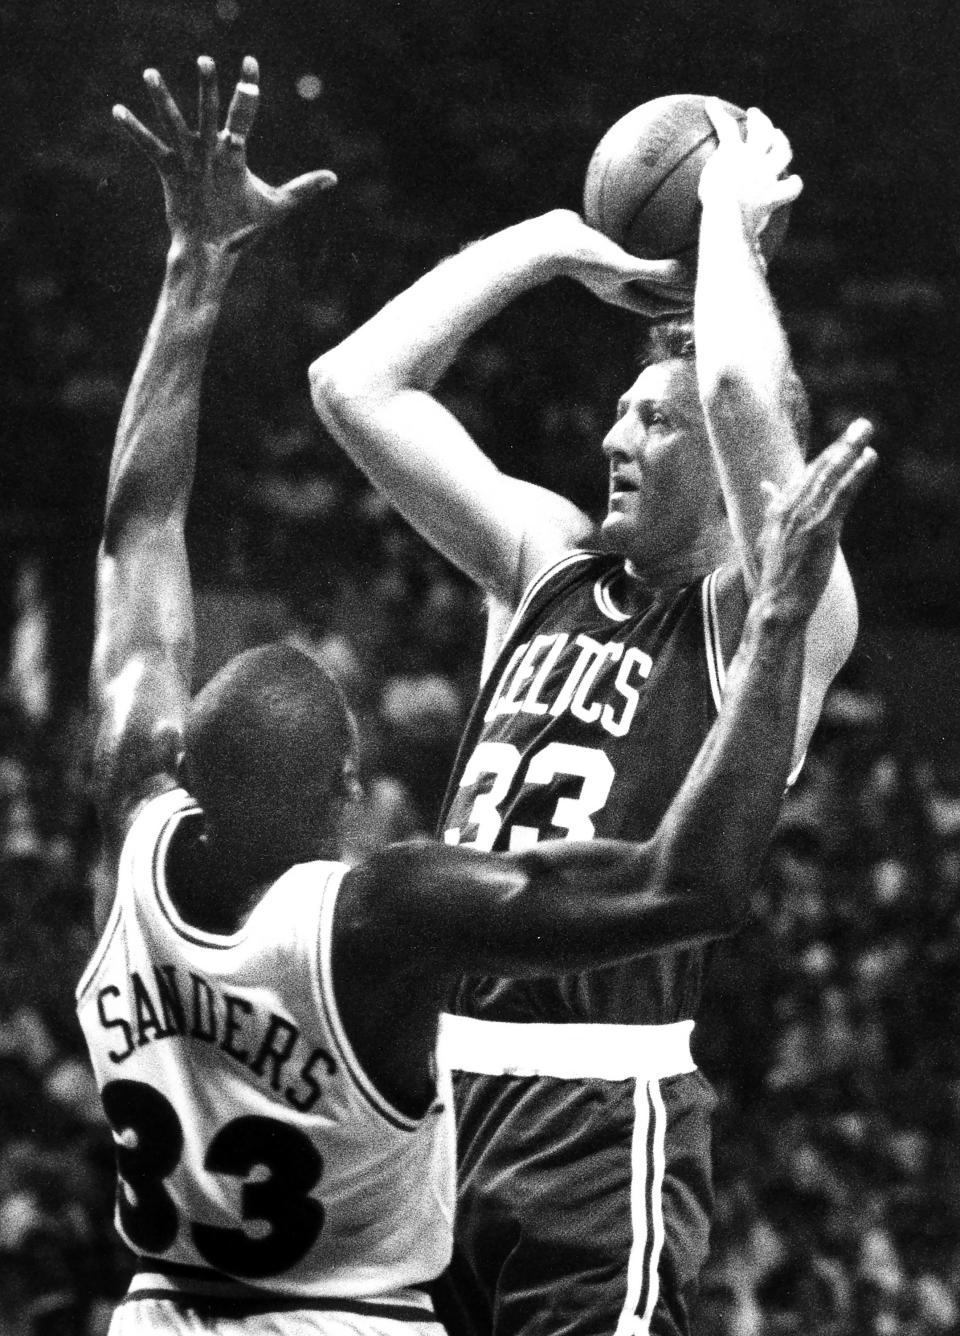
[601,418,632,459]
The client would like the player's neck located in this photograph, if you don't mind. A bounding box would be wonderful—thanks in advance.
[623,525,734,600]
[165,820,270,935]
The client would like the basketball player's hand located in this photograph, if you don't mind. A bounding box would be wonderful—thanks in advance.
[698,99,802,247]
[539,210,694,315]
[755,420,877,629]
[113,56,337,255]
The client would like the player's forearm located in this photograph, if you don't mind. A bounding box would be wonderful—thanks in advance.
[307,217,571,598]
[311,216,562,408]
[393,835,727,980]
[103,243,236,547]
[509,608,804,968]
[651,598,804,922]
[694,193,805,578]
[393,614,798,979]
[440,629,798,964]
[695,191,795,428]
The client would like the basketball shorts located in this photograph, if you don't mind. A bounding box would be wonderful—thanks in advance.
[433,1017,716,1336]
[109,1270,447,1336]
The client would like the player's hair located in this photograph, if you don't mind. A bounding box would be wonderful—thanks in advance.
[641,317,696,366]
[183,643,353,859]
[641,317,812,457]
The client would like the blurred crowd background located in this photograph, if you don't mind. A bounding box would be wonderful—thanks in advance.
[2,0,960,1331]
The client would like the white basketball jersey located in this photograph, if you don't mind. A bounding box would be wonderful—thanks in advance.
[76,788,455,1304]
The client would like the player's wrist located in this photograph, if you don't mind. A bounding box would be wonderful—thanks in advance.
[516,211,592,282]
[745,593,812,646]
[163,241,237,319]
[166,237,239,288]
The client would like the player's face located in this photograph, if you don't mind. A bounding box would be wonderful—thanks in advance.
[599,359,722,566]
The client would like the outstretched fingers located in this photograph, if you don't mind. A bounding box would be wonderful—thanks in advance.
[798,423,878,532]
[112,103,174,164]
[278,169,339,211]
[818,434,878,528]
[197,56,220,155]
[143,68,194,159]
[757,425,876,622]
[223,55,260,147]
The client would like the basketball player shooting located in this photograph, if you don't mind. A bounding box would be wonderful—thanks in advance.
[310,95,869,1336]
[79,58,874,1334]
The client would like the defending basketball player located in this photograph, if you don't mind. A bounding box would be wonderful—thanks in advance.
[309,99,864,1336]
[81,58,876,1334]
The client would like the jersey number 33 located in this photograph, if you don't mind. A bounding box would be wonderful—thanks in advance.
[104,1078,324,1278]
[444,741,615,851]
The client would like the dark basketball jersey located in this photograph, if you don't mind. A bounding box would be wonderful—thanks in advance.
[440,549,727,1028]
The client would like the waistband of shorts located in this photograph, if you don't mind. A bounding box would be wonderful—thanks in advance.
[126,1262,438,1321]
[437,1014,696,1080]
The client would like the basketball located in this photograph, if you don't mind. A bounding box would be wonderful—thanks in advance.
[583,93,791,270]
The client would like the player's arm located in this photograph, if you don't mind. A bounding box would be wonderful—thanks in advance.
[91,58,336,918]
[693,99,862,756]
[309,211,689,608]
[338,435,876,986]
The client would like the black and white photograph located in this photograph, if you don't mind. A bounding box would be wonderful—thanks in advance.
[1,2,958,1332]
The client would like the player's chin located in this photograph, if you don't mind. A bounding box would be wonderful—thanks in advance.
[598,509,637,556]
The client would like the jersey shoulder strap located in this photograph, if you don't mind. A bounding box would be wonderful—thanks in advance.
[76,787,197,1003]
[507,548,614,640]
[700,566,728,714]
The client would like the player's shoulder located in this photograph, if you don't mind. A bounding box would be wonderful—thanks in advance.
[711,552,858,677]
[110,773,191,883]
[482,544,613,681]
[90,780,197,945]
[337,838,433,913]
[509,480,599,598]
[126,773,189,828]
[711,560,750,622]
[517,543,616,617]
[337,838,475,952]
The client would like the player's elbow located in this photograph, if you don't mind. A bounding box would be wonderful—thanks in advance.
[808,550,859,687]
[699,366,770,427]
[650,844,752,944]
[683,871,752,941]
[826,555,859,668]
[309,353,398,438]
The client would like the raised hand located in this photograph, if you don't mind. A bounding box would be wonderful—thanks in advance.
[540,209,694,316]
[698,98,803,246]
[113,55,337,254]
[755,420,878,628]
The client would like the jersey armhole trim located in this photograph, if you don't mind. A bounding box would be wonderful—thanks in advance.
[76,788,194,1000]
[701,570,804,787]
[152,804,249,950]
[701,568,727,714]
[316,868,421,1133]
[504,549,599,647]
[75,893,124,1001]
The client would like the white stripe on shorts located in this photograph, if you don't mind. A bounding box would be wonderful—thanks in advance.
[437,1015,695,1081]
[616,1079,668,1336]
